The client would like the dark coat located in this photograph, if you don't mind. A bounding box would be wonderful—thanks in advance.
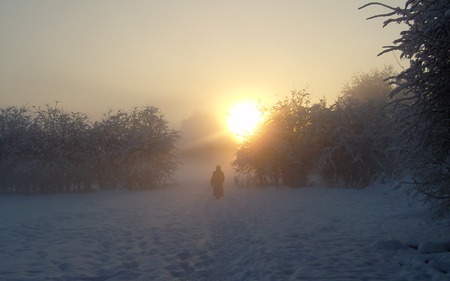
[211,169,225,198]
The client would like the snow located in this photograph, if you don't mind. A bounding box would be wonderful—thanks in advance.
[418,241,450,255]
[0,182,449,280]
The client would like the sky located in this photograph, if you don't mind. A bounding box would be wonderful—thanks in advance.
[0,0,405,128]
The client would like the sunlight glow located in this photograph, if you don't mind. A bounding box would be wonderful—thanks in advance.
[227,101,263,141]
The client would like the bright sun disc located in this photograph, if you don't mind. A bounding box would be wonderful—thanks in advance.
[227,101,262,140]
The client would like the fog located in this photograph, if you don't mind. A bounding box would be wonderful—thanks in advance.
[0,1,405,129]
[174,111,238,187]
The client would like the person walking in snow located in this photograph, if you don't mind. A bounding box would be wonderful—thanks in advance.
[211,165,225,199]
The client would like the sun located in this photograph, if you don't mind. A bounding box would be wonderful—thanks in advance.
[227,101,263,141]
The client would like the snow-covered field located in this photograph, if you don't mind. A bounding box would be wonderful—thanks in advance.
[0,181,449,281]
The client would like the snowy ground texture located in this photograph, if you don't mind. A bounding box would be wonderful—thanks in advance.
[1,182,449,281]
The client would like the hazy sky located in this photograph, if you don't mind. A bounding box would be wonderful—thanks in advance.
[0,0,404,127]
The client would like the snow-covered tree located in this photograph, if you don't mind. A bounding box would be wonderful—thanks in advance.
[233,69,396,188]
[31,104,91,192]
[341,66,396,102]
[0,105,92,193]
[318,68,395,188]
[91,106,180,190]
[318,98,393,188]
[233,90,328,187]
[362,0,450,215]
[0,106,33,192]
[0,104,179,193]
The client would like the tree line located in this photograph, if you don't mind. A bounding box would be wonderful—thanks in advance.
[232,68,396,189]
[0,105,179,194]
[234,0,450,215]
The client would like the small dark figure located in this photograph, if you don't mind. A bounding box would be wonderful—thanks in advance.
[211,165,225,199]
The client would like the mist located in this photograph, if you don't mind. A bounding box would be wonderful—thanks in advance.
[173,111,238,187]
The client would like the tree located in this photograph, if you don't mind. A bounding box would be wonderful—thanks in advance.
[92,106,180,190]
[0,104,180,193]
[0,106,33,192]
[233,90,325,187]
[232,78,396,189]
[361,0,450,215]
[318,98,393,188]
[341,66,395,102]
[317,68,396,188]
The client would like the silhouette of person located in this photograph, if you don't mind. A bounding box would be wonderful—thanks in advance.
[211,165,225,199]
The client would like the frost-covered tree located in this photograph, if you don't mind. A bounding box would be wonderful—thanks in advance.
[361,0,450,214]
[0,104,179,193]
[31,104,91,192]
[0,105,92,193]
[318,98,393,188]
[233,90,328,187]
[341,66,395,102]
[92,106,180,190]
[233,69,396,188]
[318,68,395,188]
[0,106,33,192]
